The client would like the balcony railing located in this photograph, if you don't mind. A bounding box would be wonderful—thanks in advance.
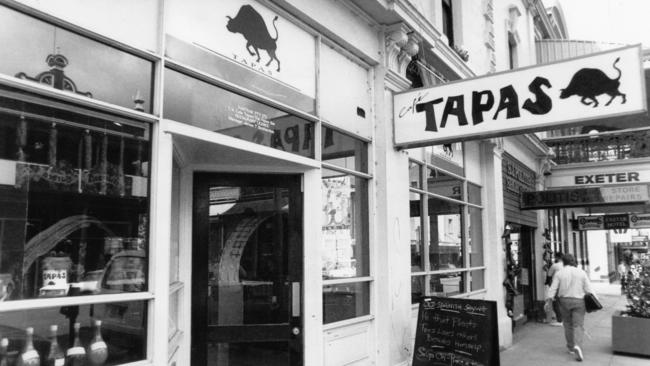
[543,128,650,165]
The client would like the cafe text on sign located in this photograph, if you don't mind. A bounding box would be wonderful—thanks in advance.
[394,45,646,147]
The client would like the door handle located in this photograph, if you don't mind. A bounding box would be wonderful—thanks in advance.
[292,282,300,317]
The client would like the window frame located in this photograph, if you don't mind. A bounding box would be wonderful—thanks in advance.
[320,124,373,326]
[408,150,486,304]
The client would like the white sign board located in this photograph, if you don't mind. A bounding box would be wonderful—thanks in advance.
[630,213,650,229]
[549,167,650,188]
[166,0,315,98]
[394,45,646,147]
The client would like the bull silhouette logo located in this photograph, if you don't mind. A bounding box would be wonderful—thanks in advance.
[226,5,281,72]
[560,57,626,107]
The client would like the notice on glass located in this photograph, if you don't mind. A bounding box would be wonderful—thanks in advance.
[227,105,275,133]
[413,297,499,366]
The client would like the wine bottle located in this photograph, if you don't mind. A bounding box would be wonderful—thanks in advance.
[87,320,108,365]
[0,338,9,366]
[16,327,39,366]
[46,325,65,366]
[66,322,85,366]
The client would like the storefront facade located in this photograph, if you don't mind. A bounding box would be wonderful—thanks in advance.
[0,0,567,365]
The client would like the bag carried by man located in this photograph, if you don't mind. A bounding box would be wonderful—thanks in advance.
[584,293,602,313]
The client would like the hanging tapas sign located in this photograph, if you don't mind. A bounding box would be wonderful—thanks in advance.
[394,45,646,147]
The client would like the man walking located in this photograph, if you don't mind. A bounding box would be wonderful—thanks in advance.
[545,251,564,324]
[545,254,594,362]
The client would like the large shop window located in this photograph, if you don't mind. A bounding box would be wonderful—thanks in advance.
[321,127,370,324]
[409,154,485,304]
[0,88,150,365]
[0,5,154,113]
[164,68,315,158]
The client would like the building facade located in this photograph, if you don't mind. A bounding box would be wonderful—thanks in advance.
[0,0,571,365]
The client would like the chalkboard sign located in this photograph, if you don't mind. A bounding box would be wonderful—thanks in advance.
[413,297,499,366]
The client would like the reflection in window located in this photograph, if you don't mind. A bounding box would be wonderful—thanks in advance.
[0,301,147,365]
[409,160,422,189]
[321,170,368,279]
[427,168,463,200]
[469,206,484,267]
[323,282,369,324]
[410,193,424,272]
[0,6,153,112]
[322,126,368,173]
[164,68,314,158]
[430,272,465,297]
[428,198,463,271]
[0,98,150,301]
[470,270,485,291]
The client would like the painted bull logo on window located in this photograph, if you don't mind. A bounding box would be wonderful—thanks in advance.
[226,5,281,72]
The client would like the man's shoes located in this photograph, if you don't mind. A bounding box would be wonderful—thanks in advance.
[574,346,584,361]
[567,347,575,355]
[549,321,563,327]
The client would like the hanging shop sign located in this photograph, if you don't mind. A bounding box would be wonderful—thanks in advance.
[520,184,650,209]
[577,215,604,230]
[394,45,646,147]
[548,166,650,188]
[630,213,650,228]
[577,214,632,230]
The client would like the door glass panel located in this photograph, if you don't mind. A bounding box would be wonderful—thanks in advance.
[193,174,302,366]
[208,185,290,326]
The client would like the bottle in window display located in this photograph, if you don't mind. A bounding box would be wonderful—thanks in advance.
[66,322,85,366]
[16,327,39,366]
[87,320,108,365]
[46,325,65,366]
[0,338,9,366]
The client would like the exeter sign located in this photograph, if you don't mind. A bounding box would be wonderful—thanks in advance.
[394,45,646,147]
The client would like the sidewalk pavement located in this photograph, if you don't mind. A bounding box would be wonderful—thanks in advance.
[500,282,650,365]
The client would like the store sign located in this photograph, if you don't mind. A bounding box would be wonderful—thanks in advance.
[577,215,604,230]
[394,45,646,147]
[604,214,630,229]
[521,184,650,209]
[549,166,650,188]
[165,0,316,110]
[630,213,650,228]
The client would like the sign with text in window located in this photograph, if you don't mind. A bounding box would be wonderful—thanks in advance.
[394,45,646,147]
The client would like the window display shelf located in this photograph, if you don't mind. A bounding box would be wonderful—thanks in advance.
[0,292,153,312]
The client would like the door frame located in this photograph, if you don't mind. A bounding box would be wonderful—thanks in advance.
[190,172,304,365]
[164,120,324,366]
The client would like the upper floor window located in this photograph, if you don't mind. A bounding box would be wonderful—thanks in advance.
[441,0,454,46]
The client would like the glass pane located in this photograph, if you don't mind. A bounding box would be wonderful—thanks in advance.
[207,185,292,326]
[405,147,425,161]
[16,0,159,51]
[169,289,180,341]
[322,127,368,173]
[321,170,369,279]
[470,270,485,291]
[0,301,147,365]
[0,102,150,301]
[469,207,484,267]
[170,158,181,284]
[210,342,289,365]
[323,282,369,324]
[0,6,154,112]
[468,183,482,206]
[428,197,463,270]
[409,161,421,189]
[411,275,425,304]
[164,68,315,158]
[429,272,465,297]
[410,194,424,272]
[426,168,463,200]
[427,143,464,175]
